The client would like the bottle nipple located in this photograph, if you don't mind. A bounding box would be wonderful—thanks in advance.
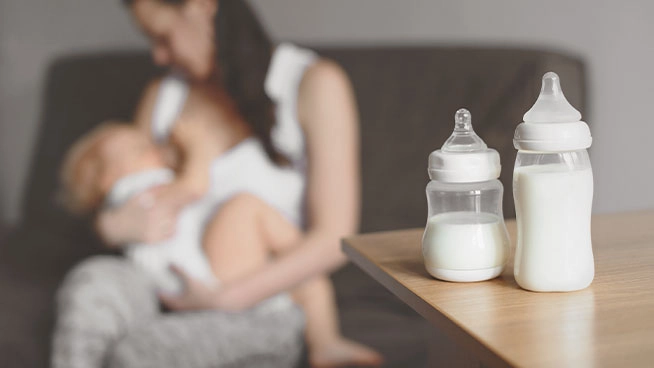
[523,72,582,123]
[442,108,487,152]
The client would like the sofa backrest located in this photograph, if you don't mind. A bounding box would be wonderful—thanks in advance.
[317,46,585,232]
[19,46,585,243]
[20,53,160,242]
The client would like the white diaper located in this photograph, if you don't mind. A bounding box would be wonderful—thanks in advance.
[106,168,218,295]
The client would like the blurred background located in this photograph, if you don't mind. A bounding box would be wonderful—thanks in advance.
[0,0,652,225]
[0,1,653,367]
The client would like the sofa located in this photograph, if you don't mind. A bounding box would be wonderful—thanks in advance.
[0,45,585,367]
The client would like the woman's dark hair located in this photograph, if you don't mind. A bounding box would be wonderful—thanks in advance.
[124,0,288,165]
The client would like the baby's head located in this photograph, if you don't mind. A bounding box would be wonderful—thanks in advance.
[60,122,163,214]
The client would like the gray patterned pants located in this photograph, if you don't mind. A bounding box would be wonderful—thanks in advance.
[51,256,305,368]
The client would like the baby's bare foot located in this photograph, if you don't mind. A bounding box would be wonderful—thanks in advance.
[310,338,383,368]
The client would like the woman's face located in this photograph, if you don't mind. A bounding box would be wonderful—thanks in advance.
[130,0,218,80]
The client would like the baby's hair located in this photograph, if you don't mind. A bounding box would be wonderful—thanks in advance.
[59,122,127,215]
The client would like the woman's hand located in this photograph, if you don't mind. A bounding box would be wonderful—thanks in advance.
[96,185,183,246]
[159,265,249,312]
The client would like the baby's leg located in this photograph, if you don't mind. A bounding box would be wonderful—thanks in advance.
[292,276,383,368]
[203,193,381,367]
[202,193,298,282]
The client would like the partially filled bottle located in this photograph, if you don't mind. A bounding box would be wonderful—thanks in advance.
[513,72,594,292]
[422,109,510,282]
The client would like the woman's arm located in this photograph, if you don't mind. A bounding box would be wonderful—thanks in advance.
[162,60,361,311]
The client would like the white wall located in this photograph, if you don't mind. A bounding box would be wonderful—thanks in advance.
[1,0,652,224]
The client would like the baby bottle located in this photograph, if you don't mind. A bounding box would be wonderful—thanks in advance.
[422,109,510,282]
[513,72,594,292]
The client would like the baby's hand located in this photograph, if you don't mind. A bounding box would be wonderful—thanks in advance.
[150,183,193,210]
[100,187,179,245]
[136,185,186,243]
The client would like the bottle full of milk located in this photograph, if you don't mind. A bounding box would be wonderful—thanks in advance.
[422,108,510,282]
[513,72,594,292]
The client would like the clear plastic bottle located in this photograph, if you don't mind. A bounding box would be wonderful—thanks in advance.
[422,109,510,282]
[513,72,594,292]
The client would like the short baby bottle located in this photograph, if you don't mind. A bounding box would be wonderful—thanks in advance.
[513,72,594,292]
[422,109,510,282]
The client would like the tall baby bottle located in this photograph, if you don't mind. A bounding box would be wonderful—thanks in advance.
[422,109,510,282]
[513,72,594,292]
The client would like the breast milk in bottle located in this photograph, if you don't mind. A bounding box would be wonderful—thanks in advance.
[513,72,594,292]
[422,109,510,282]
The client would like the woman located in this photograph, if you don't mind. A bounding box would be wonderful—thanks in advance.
[52,0,368,367]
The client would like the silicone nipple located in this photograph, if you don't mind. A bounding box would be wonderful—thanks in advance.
[442,108,487,152]
[523,72,582,123]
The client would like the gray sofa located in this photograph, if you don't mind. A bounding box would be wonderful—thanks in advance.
[0,45,585,367]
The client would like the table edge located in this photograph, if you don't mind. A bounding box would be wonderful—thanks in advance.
[342,238,514,368]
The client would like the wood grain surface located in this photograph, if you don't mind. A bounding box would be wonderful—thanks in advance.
[343,211,654,368]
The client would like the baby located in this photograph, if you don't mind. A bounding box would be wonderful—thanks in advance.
[60,122,382,368]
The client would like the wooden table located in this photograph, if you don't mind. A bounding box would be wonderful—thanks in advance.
[343,211,654,368]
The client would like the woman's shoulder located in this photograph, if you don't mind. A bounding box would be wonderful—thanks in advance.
[297,58,354,127]
[270,43,348,92]
[302,59,350,91]
[266,43,316,102]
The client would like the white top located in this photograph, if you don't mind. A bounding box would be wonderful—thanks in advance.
[150,43,318,226]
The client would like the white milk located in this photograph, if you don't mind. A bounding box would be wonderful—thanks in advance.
[422,211,509,282]
[513,164,594,292]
